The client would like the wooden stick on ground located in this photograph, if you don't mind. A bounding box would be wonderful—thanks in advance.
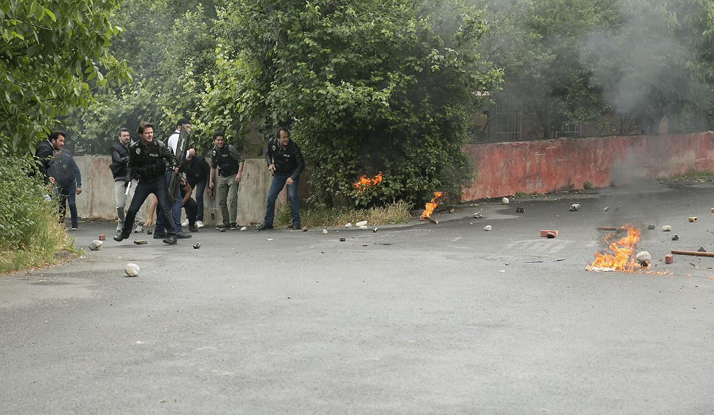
[596,226,623,231]
[427,217,439,225]
[671,250,714,257]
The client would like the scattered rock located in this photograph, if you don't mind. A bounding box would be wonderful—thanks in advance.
[302,226,308,232]
[345,223,353,228]
[133,240,147,245]
[146,229,153,235]
[604,207,609,212]
[372,227,378,233]
[193,242,201,249]
[698,247,707,253]
[356,220,368,227]
[546,232,556,239]
[89,240,103,251]
[125,263,140,277]
[449,208,455,214]
[98,234,106,241]
[473,212,483,219]
[339,237,346,242]
[240,226,247,231]
[569,203,581,211]
[501,197,510,205]
[635,251,652,262]
[647,224,655,230]
[689,217,698,222]
[516,207,525,213]
[359,225,369,230]
[662,225,672,232]
[322,229,328,234]
[540,230,558,237]
[665,254,674,264]
[361,243,368,247]
[672,234,679,241]
[484,225,492,231]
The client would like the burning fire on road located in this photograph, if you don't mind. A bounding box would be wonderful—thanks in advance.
[354,172,383,193]
[587,225,670,275]
[420,191,444,223]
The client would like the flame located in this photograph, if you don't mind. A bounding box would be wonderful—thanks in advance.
[420,191,444,220]
[587,226,641,272]
[354,172,383,192]
[587,225,670,275]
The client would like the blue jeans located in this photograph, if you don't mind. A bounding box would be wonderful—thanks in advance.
[188,177,207,221]
[155,171,184,234]
[264,173,300,225]
[123,176,177,236]
[56,182,78,228]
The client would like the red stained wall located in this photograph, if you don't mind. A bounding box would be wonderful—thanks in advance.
[462,132,714,201]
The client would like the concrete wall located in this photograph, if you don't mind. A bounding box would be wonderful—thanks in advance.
[74,157,282,225]
[462,132,714,201]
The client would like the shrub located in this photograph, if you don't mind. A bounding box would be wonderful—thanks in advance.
[0,145,73,273]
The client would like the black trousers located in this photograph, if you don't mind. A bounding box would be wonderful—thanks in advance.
[184,197,198,226]
[122,177,178,235]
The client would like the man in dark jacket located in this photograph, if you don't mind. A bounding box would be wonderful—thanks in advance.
[114,122,189,245]
[258,127,305,230]
[36,131,65,184]
[48,148,82,230]
[183,148,210,228]
[208,132,244,230]
[109,128,144,234]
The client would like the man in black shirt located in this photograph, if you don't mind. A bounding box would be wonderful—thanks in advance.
[208,132,244,230]
[258,127,305,230]
[36,131,65,184]
[184,149,210,228]
[48,148,82,230]
[109,128,144,234]
[114,122,188,245]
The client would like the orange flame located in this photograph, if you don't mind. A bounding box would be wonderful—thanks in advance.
[587,226,641,272]
[354,172,383,192]
[420,191,444,220]
[587,225,670,275]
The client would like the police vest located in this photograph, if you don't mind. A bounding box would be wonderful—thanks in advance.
[212,145,239,177]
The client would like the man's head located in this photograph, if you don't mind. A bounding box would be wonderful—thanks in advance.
[49,131,66,151]
[212,131,225,148]
[276,127,290,147]
[137,122,154,145]
[118,128,130,145]
[187,148,196,160]
[177,118,191,133]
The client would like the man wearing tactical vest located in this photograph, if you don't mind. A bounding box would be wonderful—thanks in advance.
[109,128,143,234]
[208,132,244,231]
[114,122,188,245]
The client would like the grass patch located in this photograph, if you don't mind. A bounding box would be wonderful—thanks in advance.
[658,170,714,183]
[0,149,77,274]
[274,201,413,228]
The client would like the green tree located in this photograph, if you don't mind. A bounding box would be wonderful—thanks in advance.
[217,0,501,207]
[0,0,129,154]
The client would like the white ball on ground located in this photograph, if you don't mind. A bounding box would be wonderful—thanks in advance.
[501,197,509,205]
[89,240,103,251]
[125,263,140,277]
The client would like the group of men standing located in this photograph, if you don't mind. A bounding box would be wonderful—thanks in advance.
[106,119,305,245]
[36,119,305,245]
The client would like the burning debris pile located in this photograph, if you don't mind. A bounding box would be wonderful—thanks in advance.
[420,191,444,224]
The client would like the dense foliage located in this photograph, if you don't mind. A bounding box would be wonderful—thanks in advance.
[0,0,129,154]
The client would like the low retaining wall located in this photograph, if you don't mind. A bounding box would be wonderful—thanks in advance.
[74,157,280,226]
[462,132,714,201]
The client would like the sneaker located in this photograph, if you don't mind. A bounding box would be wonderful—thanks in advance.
[293,223,301,230]
[134,224,144,233]
[153,232,167,239]
[257,223,273,231]
[163,234,177,245]
[175,231,192,239]
[216,224,228,231]
[189,224,198,232]
[196,220,205,229]
[114,232,130,242]
[230,223,238,230]
[181,219,189,227]
[287,223,294,229]
[70,227,78,231]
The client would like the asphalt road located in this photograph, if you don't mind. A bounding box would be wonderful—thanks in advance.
[2,181,714,414]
